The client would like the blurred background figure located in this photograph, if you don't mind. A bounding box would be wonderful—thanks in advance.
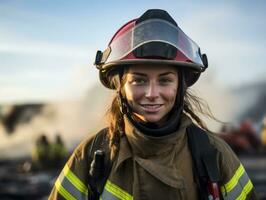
[31,133,51,170]
[31,132,67,171]
[50,133,67,169]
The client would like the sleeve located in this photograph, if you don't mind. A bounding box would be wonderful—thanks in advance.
[48,136,94,200]
[214,136,258,200]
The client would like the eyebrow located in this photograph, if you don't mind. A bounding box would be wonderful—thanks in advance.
[129,72,177,76]
[159,72,177,77]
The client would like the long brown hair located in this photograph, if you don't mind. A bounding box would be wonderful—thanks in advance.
[106,94,125,160]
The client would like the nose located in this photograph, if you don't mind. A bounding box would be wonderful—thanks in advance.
[145,82,159,100]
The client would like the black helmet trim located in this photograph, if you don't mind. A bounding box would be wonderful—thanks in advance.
[136,9,178,27]
[133,41,178,59]
[101,59,206,72]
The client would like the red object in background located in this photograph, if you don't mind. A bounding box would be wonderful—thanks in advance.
[218,120,261,154]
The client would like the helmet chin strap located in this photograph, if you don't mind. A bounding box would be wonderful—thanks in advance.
[117,91,130,115]
[118,69,186,137]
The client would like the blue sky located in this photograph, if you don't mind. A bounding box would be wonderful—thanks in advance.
[0,0,265,103]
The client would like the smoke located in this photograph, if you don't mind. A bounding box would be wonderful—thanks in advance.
[192,71,236,132]
[0,85,113,159]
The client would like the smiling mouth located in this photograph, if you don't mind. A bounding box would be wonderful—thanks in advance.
[140,104,163,112]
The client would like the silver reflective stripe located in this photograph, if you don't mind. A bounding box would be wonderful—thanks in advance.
[221,164,253,200]
[57,171,88,200]
[101,188,120,200]
[55,179,76,200]
[55,164,88,200]
[101,180,133,200]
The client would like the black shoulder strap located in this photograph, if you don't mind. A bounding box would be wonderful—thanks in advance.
[187,124,220,200]
[88,128,110,162]
[88,128,113,199]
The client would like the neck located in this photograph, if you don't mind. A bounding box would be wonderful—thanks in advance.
[131,113,169,127]
[126,107,183,137]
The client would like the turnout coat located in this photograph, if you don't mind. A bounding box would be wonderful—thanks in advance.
[49,114,256,200]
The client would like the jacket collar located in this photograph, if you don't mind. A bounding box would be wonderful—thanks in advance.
[114,113,192,171]
[114,134,132,171]
[124,113,192,157]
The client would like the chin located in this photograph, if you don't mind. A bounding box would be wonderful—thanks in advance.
[133,112,164,124]
[145,116,163,123]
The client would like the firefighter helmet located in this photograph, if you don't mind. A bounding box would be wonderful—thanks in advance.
[94,9,208,89]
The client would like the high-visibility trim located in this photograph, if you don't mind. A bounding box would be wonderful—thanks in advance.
[243,180,253,195]
[236,180,253,200]
[101,189,119,200]
[221,164,253,200]
[63,165,88,196]
[55,164,89,200]
[101,180,133,200]
[221,164,245,194]
[55,179,76,200]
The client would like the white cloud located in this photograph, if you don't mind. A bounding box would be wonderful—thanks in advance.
[178,3,266,86]
[0,83,82,104]
[0,39,94,60]
[0,61,98,104]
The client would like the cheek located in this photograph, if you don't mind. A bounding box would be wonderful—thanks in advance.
[124,84,142,102]
[162,87,178,102]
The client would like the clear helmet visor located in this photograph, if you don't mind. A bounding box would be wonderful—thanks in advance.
[105,19,204,66]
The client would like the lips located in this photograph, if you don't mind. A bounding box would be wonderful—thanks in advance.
[140,104,163,113]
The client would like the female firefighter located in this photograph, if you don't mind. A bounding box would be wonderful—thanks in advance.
[49,9,256,200]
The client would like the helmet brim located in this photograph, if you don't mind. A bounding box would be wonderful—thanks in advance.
[99,59,202,89]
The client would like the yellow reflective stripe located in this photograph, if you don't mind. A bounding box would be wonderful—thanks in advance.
[63,164,88,196]
[105,180,133,200]
[55,178,76,200]
[236,180,253,200]
[221,164,245,194]
[243,179,253,195]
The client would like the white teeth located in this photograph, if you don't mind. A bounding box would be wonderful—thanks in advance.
[142,104,161,108]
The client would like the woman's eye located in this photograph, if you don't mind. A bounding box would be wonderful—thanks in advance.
[159,78,172,84]
[132,78,146,85]
[129,77,147,85]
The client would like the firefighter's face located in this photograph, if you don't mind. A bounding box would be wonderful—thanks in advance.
[123,64,178,125]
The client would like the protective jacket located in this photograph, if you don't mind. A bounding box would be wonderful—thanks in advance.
[49,114,256,200]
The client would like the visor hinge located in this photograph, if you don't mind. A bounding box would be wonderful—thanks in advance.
[202,54,208,69]
[94,50,103,69]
